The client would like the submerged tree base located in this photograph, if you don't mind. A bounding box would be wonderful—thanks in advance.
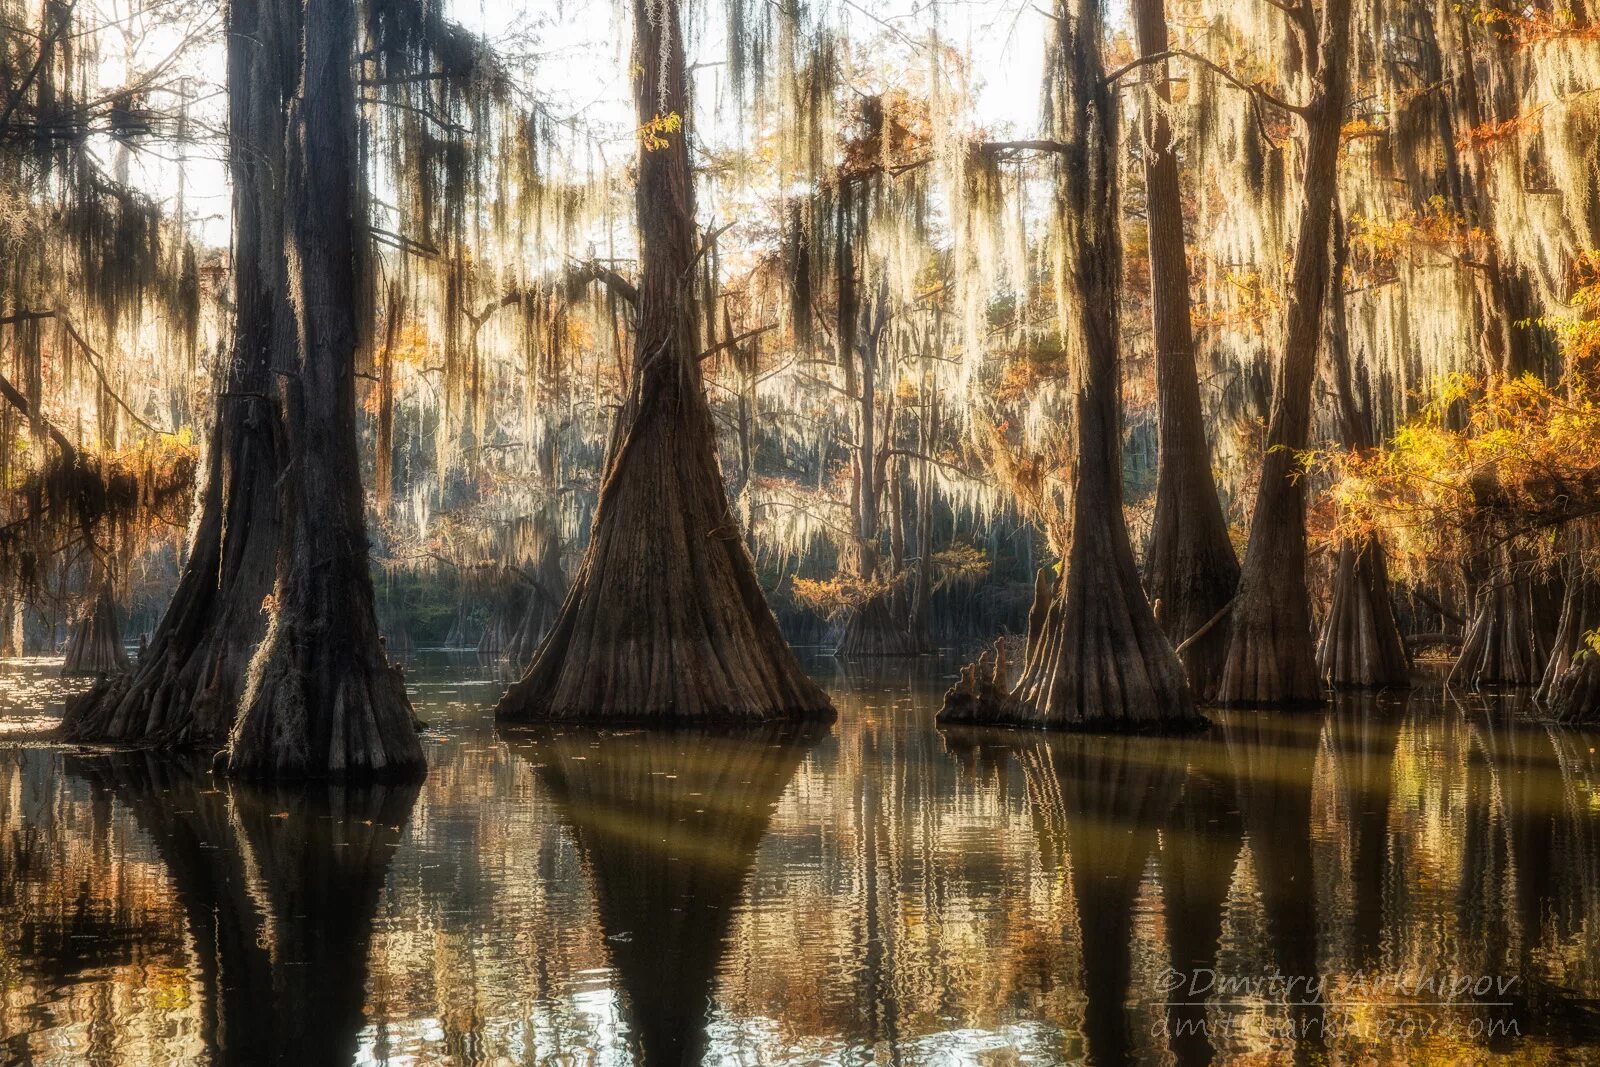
[834,595,921,657]
[1215,562,1325,708]
[494,380,836,726]
[1455,569,1558,689]
[220,599,426,782]
[939,636,1208,734]
[1316,538,1411,690]
[61,583,130,677]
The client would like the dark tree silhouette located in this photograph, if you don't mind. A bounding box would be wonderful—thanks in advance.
[1134,0,1240,702]
[1215,0,1353,707]
[221,0,424,779]
[61,581,129,676]
[1315,215,1410,689]
[60,0,285,745]
[940,0,1198,731]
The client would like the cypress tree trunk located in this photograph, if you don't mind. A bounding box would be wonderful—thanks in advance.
[1318,539,1410,688]
[835,225,916,659]
[59,0,284,746]
[61,579,129,676]
[1215,0,1352,707]
[495,0,833,723]
[910,372,937,649]
[1549,646,1600,724]
[1454,550,1557,687]
[1449,2,1561,688]
[1316,215,1409,688]
[1538,539,1600,722]
[941,0,1198,731]
[1133,0,1240,702]
[220,0,423,780]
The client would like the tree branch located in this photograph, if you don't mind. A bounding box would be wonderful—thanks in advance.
[565,260,639,307]
[1102,48,1310,117]
[699,323,776,361]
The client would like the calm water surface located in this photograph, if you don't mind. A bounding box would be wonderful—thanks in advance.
[1,652,1599,1065]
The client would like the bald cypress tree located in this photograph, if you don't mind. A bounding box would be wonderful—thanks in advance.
[941,0,1199,731]
[61,0,287,747]
[1133,0,1240,703]
[494,0,834,724]
[1215,0,1353,707]
[218,0,425,780]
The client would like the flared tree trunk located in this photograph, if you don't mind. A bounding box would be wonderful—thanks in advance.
[61,580,129,676]
[495,0,832,724]
[219,0,423,780]
[1215,0,1351,707]
[1537,542,1600,722]
[504,548,564,670]
[1453,552,1557,688]
[941,0,1198,731]
[382,623,415,657]
[1449,3,1561,690]
[505,441,567,669]
[836,593,920,657]
[1317,538,1411,688]
[1550,648,1600,724]
[59,0,284,745]
[1316,217,1409,688]
[477,592,517,658]
[1134,0,1240,702]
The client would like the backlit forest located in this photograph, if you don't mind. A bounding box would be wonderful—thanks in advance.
[4,0,1600,771]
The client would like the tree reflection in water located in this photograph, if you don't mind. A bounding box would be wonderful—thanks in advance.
[2,660,1600,1064]
[502,722,826,1066]
[68,753,420,1066]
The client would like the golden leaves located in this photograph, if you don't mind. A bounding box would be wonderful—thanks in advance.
[637,111,683,152]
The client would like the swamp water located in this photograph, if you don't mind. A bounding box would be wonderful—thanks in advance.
[0,651,1598,1065]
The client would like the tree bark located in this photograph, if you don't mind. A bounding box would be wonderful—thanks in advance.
[1453,554,1557,688]
[1215,0,1352,707]
[1448,2,1561,687]
[219,0,424,780]
[61,579,129,676]
[494,0,833,723]
[59,0,285,747]
[1134,0,1240,702]
[834,222,916,659]
[1316,213,1410,688]
[941,0,1199,731]
[1533,532,1600,722]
